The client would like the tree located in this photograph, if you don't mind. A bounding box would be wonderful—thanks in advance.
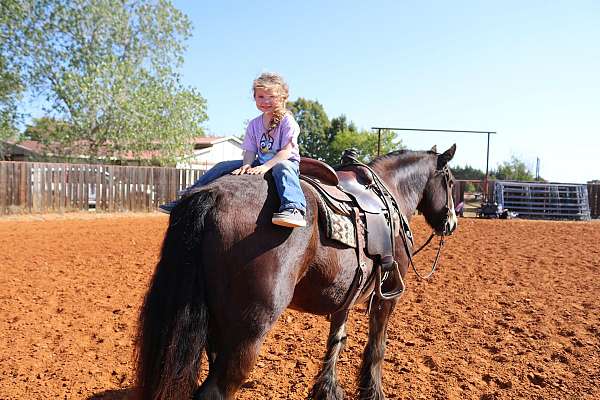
[451,165,486,180]
[6,0,207,164]
[493,156,536,181]
[0,0,27,153]
[288,98,331,161]
[23,117,72,142]
[0,57,22,148]
[287,101,402,165]
[330,128,399,164]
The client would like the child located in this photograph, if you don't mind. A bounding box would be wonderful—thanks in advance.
[159,72,307,228]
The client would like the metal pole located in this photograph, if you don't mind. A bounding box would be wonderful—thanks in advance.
[377,128,382,156]
[484,132,491,203]
[485,132,490,179]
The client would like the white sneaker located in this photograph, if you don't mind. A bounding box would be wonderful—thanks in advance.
[272,208,306,228]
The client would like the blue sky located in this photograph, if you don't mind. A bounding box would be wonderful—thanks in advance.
[170,0,599,183]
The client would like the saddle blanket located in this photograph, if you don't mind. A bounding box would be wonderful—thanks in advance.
[321,201,356,248]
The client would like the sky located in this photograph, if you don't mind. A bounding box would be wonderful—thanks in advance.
[165,0,599,183]
[19,1,599,183]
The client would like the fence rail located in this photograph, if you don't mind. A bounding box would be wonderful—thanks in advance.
[0,161,205,215]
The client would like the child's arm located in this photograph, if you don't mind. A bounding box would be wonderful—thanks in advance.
[246,143,293,175]
[231,150,257,175]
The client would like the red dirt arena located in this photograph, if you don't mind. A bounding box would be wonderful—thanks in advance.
[0,213,598,400]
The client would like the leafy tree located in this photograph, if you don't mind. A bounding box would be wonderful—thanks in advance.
[451,164,485,180]
[493,156,536,181]
[0,0,27,153]
[287,101,402,165]
[0,58,22,149]
[23,117,72,142]
[6,0,207,164]
[288,98,331,161]
[330,128,399,164]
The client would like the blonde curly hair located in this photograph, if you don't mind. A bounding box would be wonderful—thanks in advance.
[252,72,289,133]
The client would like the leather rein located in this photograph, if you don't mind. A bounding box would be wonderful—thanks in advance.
[400,164,454,280]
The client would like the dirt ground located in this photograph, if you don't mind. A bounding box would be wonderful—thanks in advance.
[1,213,599,400]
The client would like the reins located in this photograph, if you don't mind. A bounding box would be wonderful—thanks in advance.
[403,163,453,280]
[402,231,445,280]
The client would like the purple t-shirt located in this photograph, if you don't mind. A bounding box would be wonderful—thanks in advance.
[242,112,301,164]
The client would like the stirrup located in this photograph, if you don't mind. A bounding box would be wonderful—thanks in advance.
[375,261,405,301]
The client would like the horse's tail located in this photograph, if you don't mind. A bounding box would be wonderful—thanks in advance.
[135,190,217,400]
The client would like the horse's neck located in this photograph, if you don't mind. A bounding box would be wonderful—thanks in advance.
[373,158,430,219]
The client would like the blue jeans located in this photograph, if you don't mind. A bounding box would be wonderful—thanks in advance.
[187,159,306,213]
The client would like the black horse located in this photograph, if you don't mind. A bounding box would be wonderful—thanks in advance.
[135,145,457,400]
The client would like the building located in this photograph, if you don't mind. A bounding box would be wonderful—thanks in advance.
[176,136,243,170]
[1,140,45,162]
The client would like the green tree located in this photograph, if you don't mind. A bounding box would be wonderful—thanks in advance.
[23,117,72,142]
[452,164,485,180]
[493,156,536,181]
[288,98,331,161]
[0,58,22,149]
[7,0,207,164]
[330,128,400,163]
[0,0,27,153]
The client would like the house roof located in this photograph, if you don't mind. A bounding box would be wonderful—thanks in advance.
[193,136,242,149]
[5,140,45,155]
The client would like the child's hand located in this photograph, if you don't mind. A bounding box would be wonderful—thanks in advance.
[246,165,270,175]
[231,164,252,175]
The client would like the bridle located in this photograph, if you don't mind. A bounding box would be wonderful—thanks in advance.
[400,163,454,280]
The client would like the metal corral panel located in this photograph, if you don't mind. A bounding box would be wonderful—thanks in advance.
[495,181,591,220]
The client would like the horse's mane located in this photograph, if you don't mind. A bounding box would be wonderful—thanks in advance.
[369,149,438,215]
[369,148,436,165]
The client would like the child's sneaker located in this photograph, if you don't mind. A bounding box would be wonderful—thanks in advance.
[272,208,306,228]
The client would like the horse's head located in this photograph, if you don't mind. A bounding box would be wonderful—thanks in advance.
[417,144,458,236]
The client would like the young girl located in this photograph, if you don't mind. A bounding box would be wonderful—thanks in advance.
[159,72,307,228]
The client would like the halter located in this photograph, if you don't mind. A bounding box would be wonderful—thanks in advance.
[402,163,454,280]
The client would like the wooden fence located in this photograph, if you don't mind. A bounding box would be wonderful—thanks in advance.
[2,161,599,218]
[0,161,205,215]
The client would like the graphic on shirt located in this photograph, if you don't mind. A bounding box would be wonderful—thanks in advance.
[259,133,274,154]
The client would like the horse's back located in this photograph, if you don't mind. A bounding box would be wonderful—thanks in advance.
[195,175,317,304]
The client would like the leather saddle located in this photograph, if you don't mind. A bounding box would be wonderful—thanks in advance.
[299,156,397,272]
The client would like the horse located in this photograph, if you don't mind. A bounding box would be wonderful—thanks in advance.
[135,144,457,400]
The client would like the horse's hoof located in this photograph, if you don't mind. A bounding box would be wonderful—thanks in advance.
[308,382,344,400]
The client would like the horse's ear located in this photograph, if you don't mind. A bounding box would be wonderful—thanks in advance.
[438,144,456,166]
[430,145,437,153]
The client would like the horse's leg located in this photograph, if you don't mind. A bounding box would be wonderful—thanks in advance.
[309,310,349,400]
[194,338,263,400]
[358,297,397,400]
[194,302,289,400]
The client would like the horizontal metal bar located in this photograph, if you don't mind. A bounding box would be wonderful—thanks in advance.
[497,182,585,188]
[504,204,589,211]
[371,127,497,134]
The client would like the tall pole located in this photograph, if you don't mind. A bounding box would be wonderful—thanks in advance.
[485,132,490,179]
[484,132,490,202]
[377,128,382,156]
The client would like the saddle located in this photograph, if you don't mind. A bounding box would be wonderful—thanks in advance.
[299,150,412,308]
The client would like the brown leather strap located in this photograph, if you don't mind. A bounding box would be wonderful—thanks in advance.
[333,207,370,314]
